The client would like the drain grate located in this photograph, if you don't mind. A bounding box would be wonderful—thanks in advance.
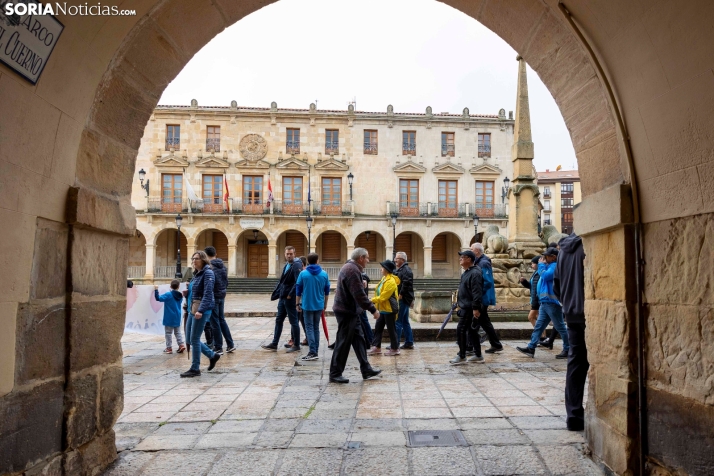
[407,430,468,447]
[346,441,362,449]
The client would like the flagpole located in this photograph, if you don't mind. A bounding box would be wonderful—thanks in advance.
[307,166,312,253]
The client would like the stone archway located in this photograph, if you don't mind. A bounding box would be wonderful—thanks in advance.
[2,1,714,475]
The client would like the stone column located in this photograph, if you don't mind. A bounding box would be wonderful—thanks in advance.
[268,244,277,278]
[423,246,433,278]
[144,244,155,280]
[386,245,393,262]
[186,244,196,265]
[227,245,237,277]
[347,244,355,260]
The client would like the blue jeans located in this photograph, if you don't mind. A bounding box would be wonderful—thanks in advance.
[210,298,234,350]
[359,311,374,346]
[186,310,216,371]
[303,310,322,354]
[395,301,414,346]
[529,302,569,351]
[271,298,300,348]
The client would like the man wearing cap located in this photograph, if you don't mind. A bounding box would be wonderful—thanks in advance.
[450,250,485,365]
[517,248,570,359]
[471,243,503,353]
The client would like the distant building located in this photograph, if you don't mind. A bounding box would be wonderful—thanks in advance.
[536,169,581,234]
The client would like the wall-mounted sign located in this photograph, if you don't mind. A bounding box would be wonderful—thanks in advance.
[0,1,64,84]
[239,218,264,229]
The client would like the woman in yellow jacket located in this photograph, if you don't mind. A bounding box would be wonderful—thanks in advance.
[367,260,401,356]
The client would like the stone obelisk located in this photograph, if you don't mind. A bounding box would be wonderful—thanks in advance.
[507,56,545,258]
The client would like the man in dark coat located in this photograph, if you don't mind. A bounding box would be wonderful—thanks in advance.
[472,243,503,353]
[394,251,415,349]
[261,246,303,352]
[450,250,484,365]
[329,247,382,384]
[554,233,588,431]
[205,246,235,355]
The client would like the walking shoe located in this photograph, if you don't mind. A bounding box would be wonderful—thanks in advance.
[261,343,278,351]
[301,339,308,346]
[329,375,349,384]
[214,348,224,355]
[208,353,221,371]
[176,345,186,353]
[226,346,236,353]
[367,346,382,355]
[400,343,414,350]
[516,346,535,358]
[450,354,467,365]
[468,354,485,363]
[384,348,400,356]
[180,369,201,378]
[485,345,504,354]
[284,341,293,348]
[555,350,569,359]
[300,353,319,361]
[362,368,382,380]
[163,347,173,354]
[285,346,301,353]
[465,350,476,356]
[327,343,335,350]
[539,341,554,350]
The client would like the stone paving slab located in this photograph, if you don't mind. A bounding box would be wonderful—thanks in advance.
[105,317,603,475]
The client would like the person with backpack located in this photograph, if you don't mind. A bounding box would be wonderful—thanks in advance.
[205,246,235,355]
[471,243,503,353]
[155,279,185,354]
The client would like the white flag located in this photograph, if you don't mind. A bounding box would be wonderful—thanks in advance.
[185,174,199,201]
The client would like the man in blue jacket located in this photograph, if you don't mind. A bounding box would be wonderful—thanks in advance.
[205,246,235,355]
[262,246,303,353]
[472,243,503,353]
[296,252,330,361]
[517,248,570,359]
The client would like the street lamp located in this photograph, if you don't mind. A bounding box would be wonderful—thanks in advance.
[252,230,259,240]
[473,214,480,244]
[390,211,398,260]
[501,176,510,203]
[347,172,354,201]
[174,213,183,279]
[305,216,313,253]
[138,168,150,197]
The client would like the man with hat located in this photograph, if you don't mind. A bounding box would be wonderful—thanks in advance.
[450,249,485,364]
[517,248,570,359]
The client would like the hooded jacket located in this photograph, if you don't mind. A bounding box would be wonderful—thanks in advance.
[371,273,401,314]
[210,258,228,299]
[537,261,559,305]
[475,254,496,306]
[155,289,184,328]
[296,264,331,311]
[554,233,586,324]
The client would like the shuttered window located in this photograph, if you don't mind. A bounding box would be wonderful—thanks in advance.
[356,232,377,260]
[432,234,447,262]
[321,232,341,262]
[395,234,412,262]
[212,232,228,261]
[285,232,305,258]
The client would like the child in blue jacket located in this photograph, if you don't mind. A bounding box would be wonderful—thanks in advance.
[155,279,185,354]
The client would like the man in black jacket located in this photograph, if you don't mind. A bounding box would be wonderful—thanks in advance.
[394,251,415,350]
[205,246,235,355]
[554,233,588,431]
[262,246,303,353]
[450,250,484,365]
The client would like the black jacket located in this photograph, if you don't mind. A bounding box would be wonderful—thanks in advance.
[395,263,414,305]
[210,258,228,299]
[554,233,586,324]
[456,265,483,311]
[271,258,303,301]
[521,271,541,309]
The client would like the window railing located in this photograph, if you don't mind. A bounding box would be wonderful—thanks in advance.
[388,201,428,217]
[325,141,339,155]
[364,143,378,154]
[286,140,300,155]
[312,200,352,216]
[272,200,309,216]
[543,192,551,198]
[145,198,188,213]
[402,142,416,155]
[441,144,455,157]
[544,220,552,226]
[474,203,496,217]
[206,138,220,152]
[153,266,192,279]
[165,137,180,151]
[231,198,268,215]
[478,144,491,158]
[127,266,146,278]
[387,201,507,219]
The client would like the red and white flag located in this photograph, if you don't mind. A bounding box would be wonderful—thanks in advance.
[223,173,230,209]
[267,178,274,205]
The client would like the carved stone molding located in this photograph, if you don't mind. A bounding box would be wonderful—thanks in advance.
[239,134,268,162]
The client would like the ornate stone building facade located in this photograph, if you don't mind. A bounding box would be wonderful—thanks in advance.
[537,169,582,234]
[130,102,515,280]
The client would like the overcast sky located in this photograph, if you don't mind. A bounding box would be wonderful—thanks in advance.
[159,0,577,171]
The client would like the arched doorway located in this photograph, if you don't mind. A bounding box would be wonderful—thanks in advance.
[154,228,188,279]
[395,232,425,278]
[354,231,387,280]
[238,229,270,278]
[315,230,348,279]
[195,228,229,261]
[431,232,463,278]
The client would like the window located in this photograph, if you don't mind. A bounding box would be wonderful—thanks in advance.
[161,174,182,212]
[243,176,263,204]
[166,125,180,150]
[202,175,223,212]
[441,132,455,157]
[544,200,551,211]
[206,126,220,152]
[364,130,378,155]
[399,179,419,216]
[475,181,495,216]
[561,182,574,193]
[562,211,573,234]
[402,131,416,155]
[432,234,447,262]
[561,198,574,207]
[478,133,491,158]
[322,178,342,205]
[438,180,458,216]
[287,128,300,155]
[544,214,551,226]
[543,186,551,197]
[325,129,339,155]
[282,176,303,214]
[321,232,342,261]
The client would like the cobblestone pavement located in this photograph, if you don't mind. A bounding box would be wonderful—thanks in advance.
[105,316,603,476]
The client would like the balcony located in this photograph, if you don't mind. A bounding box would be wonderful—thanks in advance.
[146,198,187,213]
[312,200,352,216]
[387,202,507,219]
[231,198,269,215]
[441,144,455,157]
[325,141,339,155]
[544,220,552,226]
[402,142,416,155]
[206,138,220,152]
[543,191,551,198]
[478,144,491,158]
[286,140,300,155]
[165,137,180,151]
[273,200,309,216]
[364,143,378,155]
[388,201,429,217]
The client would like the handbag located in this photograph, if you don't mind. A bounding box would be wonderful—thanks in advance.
[191,300,200,315]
